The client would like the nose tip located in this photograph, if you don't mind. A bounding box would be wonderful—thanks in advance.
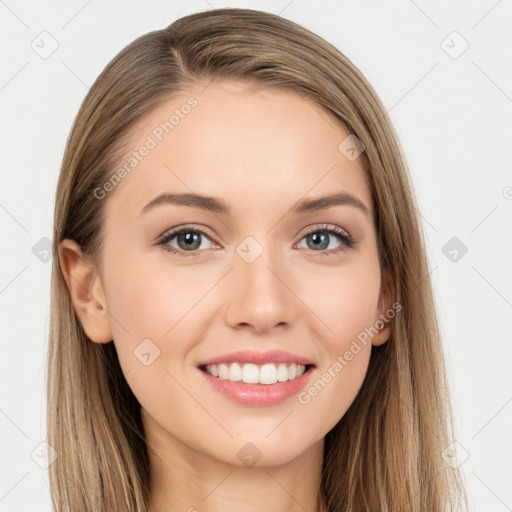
[224,253,294,333]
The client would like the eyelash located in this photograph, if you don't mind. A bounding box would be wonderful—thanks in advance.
[156,224,357,258]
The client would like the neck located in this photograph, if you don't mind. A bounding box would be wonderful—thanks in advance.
[143,412,326,512]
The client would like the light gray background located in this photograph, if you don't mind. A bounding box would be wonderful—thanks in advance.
[1,1,511,510]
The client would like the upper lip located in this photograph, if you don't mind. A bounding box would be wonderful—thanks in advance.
[197,349,316,367]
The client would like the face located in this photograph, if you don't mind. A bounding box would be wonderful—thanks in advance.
[73,80,392,467]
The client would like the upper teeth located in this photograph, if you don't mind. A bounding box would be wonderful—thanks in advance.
[205,362,307,385]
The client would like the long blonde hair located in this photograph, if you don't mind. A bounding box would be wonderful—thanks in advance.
[48,7,469,511]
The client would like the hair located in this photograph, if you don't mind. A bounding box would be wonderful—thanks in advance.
[48,7,469,512]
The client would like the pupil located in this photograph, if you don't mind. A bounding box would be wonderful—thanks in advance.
[309,232,328,250]
[179,232,201,250]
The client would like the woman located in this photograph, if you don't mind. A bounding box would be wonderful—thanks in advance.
[48,7,468,511]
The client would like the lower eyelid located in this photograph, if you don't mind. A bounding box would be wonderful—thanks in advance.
[159,235,353,258]
[297,234,353,252]
[159,230,216,251]
[157,225,355,255]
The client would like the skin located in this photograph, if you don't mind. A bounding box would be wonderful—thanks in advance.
[60,79,394,512]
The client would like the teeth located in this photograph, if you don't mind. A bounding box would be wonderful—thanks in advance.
[218,363,228,380]
[242,363,259,384]
[229,362,242,382]
[259,363,277,384]
[204,362,308,384]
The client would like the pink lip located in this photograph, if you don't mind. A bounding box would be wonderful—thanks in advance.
[197,349,315,367]
[198,365,315,406]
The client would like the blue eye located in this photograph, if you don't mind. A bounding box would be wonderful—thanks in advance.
[297,224,356,255]
[156,223,356,258]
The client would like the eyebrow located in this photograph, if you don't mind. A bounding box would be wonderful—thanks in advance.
[140,191,370,217]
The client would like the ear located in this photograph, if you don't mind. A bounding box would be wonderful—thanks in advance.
[58,239,113,344]
[372,268,395,347]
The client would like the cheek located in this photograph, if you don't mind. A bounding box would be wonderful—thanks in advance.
[102,246,218,398]
[295,259,380,424]
[303,259,381,351]
[102,253,206,425]
[104,248,201,341]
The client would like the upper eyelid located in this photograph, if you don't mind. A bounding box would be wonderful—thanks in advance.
[158,223,351,245]
[157,224,216,243]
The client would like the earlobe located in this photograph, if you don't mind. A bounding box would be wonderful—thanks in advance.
[58,239,113,344]
[372,268,395,347]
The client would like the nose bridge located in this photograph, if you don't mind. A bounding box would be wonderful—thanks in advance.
[224,236,295,331]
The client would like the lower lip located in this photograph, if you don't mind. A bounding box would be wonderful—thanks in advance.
[198,366,315,406]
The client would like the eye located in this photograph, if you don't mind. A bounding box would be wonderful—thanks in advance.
[156,225,218,258]
[296,224,356,256]
[156,223,357,259]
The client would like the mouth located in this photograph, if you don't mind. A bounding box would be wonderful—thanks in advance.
[198,362,316,385]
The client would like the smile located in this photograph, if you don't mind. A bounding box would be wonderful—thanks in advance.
[201,362,311,384]
[198,363,315,406]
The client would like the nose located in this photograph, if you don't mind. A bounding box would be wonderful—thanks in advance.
[223,245,297,334]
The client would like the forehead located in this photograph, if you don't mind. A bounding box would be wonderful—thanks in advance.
[105,80,373,221]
